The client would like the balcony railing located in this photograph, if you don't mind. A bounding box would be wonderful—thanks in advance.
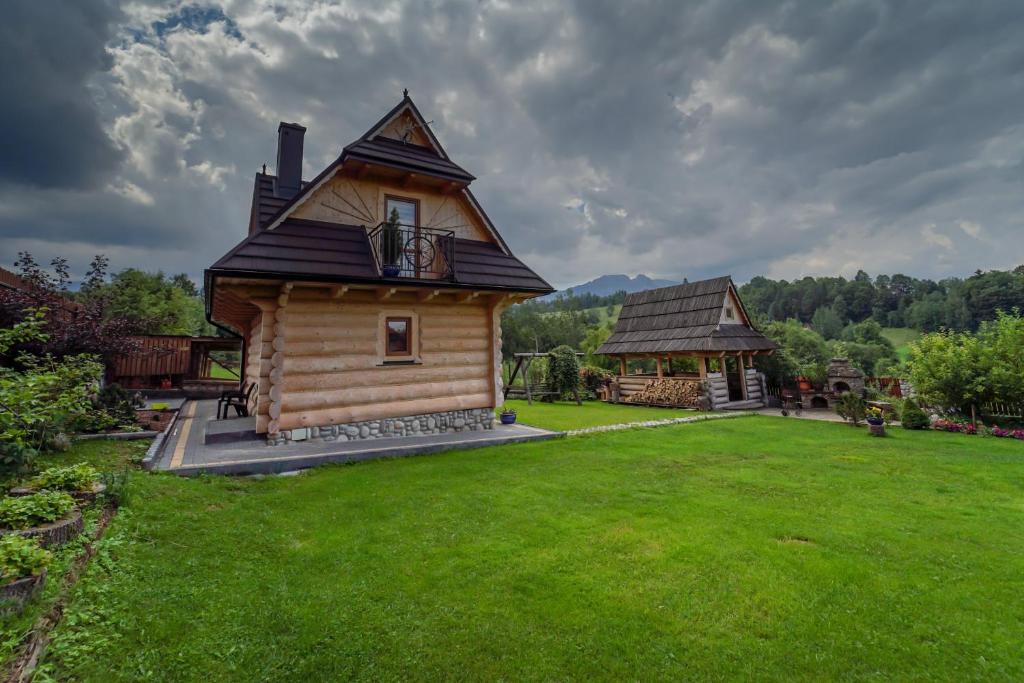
[367,222,456,281]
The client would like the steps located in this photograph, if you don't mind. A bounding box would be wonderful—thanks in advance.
[719,399,764,410]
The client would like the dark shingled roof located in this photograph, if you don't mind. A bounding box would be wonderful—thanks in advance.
[596,276,778,355]
[343,137,474,183]
[249,173,312,232]
[209,218,552,293]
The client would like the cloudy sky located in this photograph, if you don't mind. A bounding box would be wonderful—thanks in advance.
[2,0,1023,289]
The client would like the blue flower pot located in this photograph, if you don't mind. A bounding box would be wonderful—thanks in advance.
[500,414,517,425]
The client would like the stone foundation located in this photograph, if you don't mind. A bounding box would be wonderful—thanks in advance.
[266,407,495,446]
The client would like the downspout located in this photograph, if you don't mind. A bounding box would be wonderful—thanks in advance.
[204,271,245,390]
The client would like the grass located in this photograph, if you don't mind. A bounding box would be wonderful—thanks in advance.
[33,417,1024,681]
[208,364,240,380]
[502,398,695,431]
[881,327,921,362]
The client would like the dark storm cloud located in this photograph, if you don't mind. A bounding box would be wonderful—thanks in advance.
[1,0,1023,286]
[0,0,123,189]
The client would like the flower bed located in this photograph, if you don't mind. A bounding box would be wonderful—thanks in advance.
[0,492,83,548]
[932,419,976,435]
[989,426,1024,440]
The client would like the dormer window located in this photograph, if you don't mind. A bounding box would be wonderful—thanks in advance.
[725,306,735,320]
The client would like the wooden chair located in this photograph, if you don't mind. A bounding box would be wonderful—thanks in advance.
[218,382,256,419]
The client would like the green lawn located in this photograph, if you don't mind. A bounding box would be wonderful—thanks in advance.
[502,398,694,431]
[208,364,240,380]
[31,417,1024,681]
[881,327,921,362]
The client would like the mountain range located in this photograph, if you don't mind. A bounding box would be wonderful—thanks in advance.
[544,274,681,300]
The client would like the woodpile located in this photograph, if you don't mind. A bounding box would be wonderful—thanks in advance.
[624,378,703,407]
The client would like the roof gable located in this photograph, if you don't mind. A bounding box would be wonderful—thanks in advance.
[359,93,450,159]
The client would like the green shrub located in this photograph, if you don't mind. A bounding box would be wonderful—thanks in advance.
[0,491,76,530]
[835,393,866,426]
[31,464,99,492]
[901,399,930,430]
[579,365,613,394]
[547,346,581,398]
[0,534,50,581]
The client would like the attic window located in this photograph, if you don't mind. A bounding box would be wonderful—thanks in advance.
[725,307,735,320]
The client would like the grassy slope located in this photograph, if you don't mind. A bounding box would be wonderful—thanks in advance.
[881,327,921,362]
[503,399,694,431]
[0,439,149,666]
[40,418,1024,681]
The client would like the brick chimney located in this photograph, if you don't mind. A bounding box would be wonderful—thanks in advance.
[275,122,306,199]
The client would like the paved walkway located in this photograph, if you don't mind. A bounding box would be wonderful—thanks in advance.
[564,411,753,436]
[155,400,560,476]
[753,407,846,422]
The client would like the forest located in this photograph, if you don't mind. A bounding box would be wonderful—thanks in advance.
[500,266,1024,382]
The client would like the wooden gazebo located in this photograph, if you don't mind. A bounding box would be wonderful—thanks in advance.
[596,276,777,409]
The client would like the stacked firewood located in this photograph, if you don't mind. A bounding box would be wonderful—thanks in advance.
[625,379,703,407]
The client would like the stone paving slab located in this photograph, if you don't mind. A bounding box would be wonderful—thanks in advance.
[156,400,561,476]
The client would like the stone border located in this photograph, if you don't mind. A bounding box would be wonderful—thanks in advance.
[563,411,754,436]
[0,570,46,616]
[142,404,182,470]
[75,430,158,442]
[3,510,84,548]
[8,484,106,504]
[267,407,496,446]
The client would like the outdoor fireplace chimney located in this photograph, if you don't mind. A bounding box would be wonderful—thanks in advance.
[275,122,306,199]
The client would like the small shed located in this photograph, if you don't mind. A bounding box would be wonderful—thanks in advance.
[596,276,777,409]
[108,335,242,394]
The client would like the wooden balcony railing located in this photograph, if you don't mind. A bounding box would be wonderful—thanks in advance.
[367,222,456,280]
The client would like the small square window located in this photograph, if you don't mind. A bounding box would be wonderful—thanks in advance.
[725,307,735,319]
[386,317,411,356]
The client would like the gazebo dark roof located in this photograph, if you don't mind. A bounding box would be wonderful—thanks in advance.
[596,276,778,356]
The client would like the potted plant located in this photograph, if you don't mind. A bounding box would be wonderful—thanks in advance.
[865,406,886,437]
[0,535,50,615]
[499,407,517,425]
[381,207,403,277]
[0,491,81,548]
[10,464,105,503]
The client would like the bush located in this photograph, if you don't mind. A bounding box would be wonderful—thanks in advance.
[30,464,99,493]
[0,534,50,581]
[547,346,581,398]
[835,393,866,426]
[900,399,930,430]
[579,365,613,394]
[0,491,76,530]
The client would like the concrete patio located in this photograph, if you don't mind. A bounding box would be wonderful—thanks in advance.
[152,400,561,476]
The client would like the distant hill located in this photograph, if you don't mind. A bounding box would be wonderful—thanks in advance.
[545,274,680,300]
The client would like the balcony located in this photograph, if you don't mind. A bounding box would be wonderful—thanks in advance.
[368,222,455,281]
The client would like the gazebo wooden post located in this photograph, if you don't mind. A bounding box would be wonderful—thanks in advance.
[666,356,673,376]
[656,357,663,379]
[698,355,708,379]
[524,356,534,405]
[738,352,748,399]
[619,356,627,378]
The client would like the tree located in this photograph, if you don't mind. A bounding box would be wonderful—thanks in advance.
[84,268,211,336]
[0,253,142,361]
[811,306,844,340]
[907,331,990,412]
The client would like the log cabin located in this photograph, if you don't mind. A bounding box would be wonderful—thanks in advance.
[596,277,777,409]
[205,94,553,444]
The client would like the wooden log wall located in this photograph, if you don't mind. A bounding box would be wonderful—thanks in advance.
[224,284,499,434]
